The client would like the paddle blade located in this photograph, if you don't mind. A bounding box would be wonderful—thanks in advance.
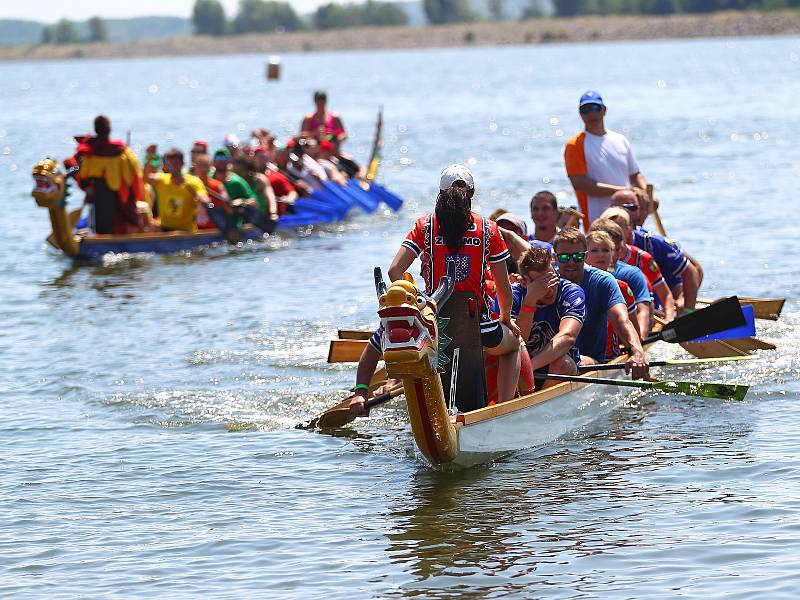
[315,406,356,429]
[657,296,746,344]
[688,304,756,342]
[653,380,749,401]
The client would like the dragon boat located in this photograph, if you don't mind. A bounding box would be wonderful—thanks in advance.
[30,111,402,261]
[373,267,662,468]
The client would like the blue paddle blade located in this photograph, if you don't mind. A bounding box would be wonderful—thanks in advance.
[276,213,328,228]
[321,181,356,208]
[369,182,404,211]
[345,180,380,213]
[689,304,756,342]
[294,198,341,218]
[308,188,350,216]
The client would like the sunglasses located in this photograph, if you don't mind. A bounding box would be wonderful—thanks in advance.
[619,203,637,212]
[579,103,603,114]
[556,252,586,263]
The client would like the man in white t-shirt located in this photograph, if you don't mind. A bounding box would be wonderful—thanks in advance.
[564,91,648,227]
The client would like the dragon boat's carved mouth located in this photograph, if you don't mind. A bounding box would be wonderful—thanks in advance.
[33,174,59,196]
[379,306,435,353]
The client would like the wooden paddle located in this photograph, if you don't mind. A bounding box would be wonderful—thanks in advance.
[534,373,749,401]
[697,296,785,321]
[328,339,369,363]
[646,184,668,237]
[297,384,404,430]
[337,329,373,340]
[579,355,755,372]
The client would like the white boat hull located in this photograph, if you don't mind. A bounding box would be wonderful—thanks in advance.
[452,370,634,467]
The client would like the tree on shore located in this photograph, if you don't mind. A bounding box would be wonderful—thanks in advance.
[50,19,80,44]
[193,0,228,35]
[552,0,584,16]
[423,0,475,24]
[314,1,408,29]
[362,1,408,26]
[489,0,505,20]
[232,0,303,34]
[87,16,107,42]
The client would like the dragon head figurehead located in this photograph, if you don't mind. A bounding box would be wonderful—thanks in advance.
[375,264,455,379]
[31,158,66,208]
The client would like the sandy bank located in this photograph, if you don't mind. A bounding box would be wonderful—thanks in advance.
[2,11,799,62]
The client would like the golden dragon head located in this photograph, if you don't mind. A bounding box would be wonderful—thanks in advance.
[31,158,66,208]
[375,264,455,378]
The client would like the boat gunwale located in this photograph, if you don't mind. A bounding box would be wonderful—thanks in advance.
[453,354,628,427]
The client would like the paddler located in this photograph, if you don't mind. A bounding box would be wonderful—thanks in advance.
[611,189,703,314]
[506,245,586,391]
[71,115,143,234]
[600,202,677,323]
[387,165,521,402]
[349,165,522,415]
[530,190,560,245]
[143,145,208,232]
[588,217,652,339]
[553,227,649,378]
[564,91,649,227]
[300,90,347,145]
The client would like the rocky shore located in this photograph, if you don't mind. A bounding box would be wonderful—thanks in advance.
[2,11,799,62]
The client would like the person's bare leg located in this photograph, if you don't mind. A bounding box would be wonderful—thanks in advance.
[484,326,521,403]
[540,355,577,390]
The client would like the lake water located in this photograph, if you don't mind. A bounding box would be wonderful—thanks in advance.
[2,35,800,597]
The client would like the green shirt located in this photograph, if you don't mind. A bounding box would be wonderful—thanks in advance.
[220,171,256,202]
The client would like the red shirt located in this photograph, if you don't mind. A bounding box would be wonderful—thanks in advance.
[267,170,295,198]
[606,279,636,360]
[401,212,509,313]
[623,244,663,291]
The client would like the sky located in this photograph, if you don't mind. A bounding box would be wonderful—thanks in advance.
[0,0,337,22]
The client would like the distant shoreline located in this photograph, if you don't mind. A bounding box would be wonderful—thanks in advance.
[2,11,799,62]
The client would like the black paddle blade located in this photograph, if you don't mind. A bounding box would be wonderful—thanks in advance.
[653,296,746,344]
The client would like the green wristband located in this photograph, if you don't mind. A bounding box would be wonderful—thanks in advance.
[353,384,369,391]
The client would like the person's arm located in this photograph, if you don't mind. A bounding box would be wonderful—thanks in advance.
[279,188,298,205]
[608,303,649,379]
[568,174,629,197]
[498,227,531,262]
[634,302,650,340]
[488,260,522,338]
[333,115,347,143]
[257,175,278,220]
[630,172,647,191]
[514,274,557,342]
[142,144,161,185]
[680,261,701,312]
[530,319,582,371]
[348,342,382,417]
[300,116,312,138]
[387,246,416,282]
[653,280,676,322]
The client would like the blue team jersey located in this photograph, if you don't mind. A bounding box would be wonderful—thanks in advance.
[577,265,626,362]
[506,278,585,364]
[612,262,651,304]
[632,228,688,289]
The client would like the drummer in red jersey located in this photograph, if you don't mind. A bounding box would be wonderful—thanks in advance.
[388,164,521,402]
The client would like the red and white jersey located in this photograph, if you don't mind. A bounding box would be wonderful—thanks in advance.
[606,278,636,360]
[622,243,664,292]
[402,211,509,313]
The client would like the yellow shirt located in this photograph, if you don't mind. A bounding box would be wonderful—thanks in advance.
[153,173,205,231]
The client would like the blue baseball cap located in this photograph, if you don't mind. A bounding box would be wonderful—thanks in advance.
[579,90,604,107]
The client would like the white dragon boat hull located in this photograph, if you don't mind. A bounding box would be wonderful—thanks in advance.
[451,368,633,467]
